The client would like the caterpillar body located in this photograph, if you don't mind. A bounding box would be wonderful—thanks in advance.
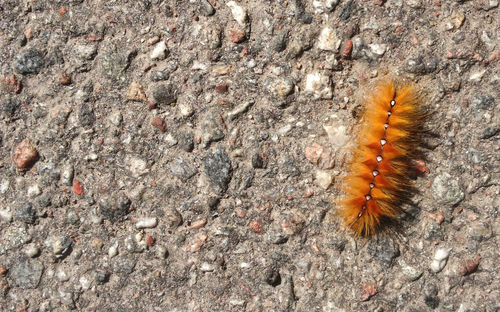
[339,80,426,237]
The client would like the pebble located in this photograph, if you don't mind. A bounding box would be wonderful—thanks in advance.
[0,226,31,255]
[94,270,109,284]
[164,207,183,229]
[13,139,38,170]
[278,124,293,136]
[304,72,333,99]
[315,169,333,189]
[60,164,74,186]
[200,262,216,272]
[27,184,41,198]
[305,143,335,169]
[23,243,40,258]
[468,222,492,242]
[317,27,341,52]
[368,43,387,58]
[108,241,119,258]
[324,123,349,149]
[226,1,248,26]
[126,82,147,102]
[56,269,70,282]
[0,208,13,223]
[0,179,10,194]
[270,78,294,99]
[203,147,233,194]
[44,235,72,258]
[125,155,149,177]
[156,245,168,259]
[135,217,158,229]
[431,172,465,206]
[14,202,36,224]
[227,101,254,120]
[405,56,438,75]
[430,247,451,273]
[178,100,194,117]
[471,93,494,111]
[112,256,136,274]
[367,237,400,267]
[170,157,197,180]
[397,259,423,281]
[150,41,167,60]
[151,116,167,132]
[13,48,44,74]
[201,116,225,147]
[10,258,44,289]
[200,0,215,16]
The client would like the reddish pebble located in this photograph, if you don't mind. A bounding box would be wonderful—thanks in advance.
[249,220,263,233]
[0,267,6,275]
[360,282,377,301]
[229,30,246,43]
[458,256,480,276]
[146,235,155,246]
[215,84,228,94]
[302,189,315,198]
[3,74,22,93]
[13,139,38,170]
[415,160,430,174]
[73,180,84,195]
[58,72,71,85]
[151,117,167,133]
[189,218,207,230]
[59,7,67,15]
[342,40,353,58]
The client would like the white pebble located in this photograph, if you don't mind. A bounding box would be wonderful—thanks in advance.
[305,72,333,100]
[369,43,387,57]
[135,217,158,229]
[108,241,119,258]
[317,27,341,52]
[200,262,216,272]
[431,247,452,273]
[150,41,167,60]
[0,179,10,194]
[27,184,42,198]
[226,1,248,26]
[315,170,333,190]
[0,209,13,223]
[79,275,92,291]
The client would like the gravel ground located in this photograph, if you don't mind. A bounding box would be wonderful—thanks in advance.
[0,0,499,311]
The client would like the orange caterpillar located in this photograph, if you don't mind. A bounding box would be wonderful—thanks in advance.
[339,80,426,237]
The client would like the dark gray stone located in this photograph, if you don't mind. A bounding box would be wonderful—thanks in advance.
[203,147,232,194]
[99,195,131,222]
[14,202,36,224]
[10,258,44,289]
[13,48,44,74]
[471,94,494,111]
[201,117,224,147]
[273,30,289,52]
[178,131,194,152]
[152,84,177,105]
[78,103,95,127]
[264,267,281,286]
[112,256,136,274]
[367,237,400,267]
[479,126,499,139]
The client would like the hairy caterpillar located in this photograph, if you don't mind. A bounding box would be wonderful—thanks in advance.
[338,80,427,237]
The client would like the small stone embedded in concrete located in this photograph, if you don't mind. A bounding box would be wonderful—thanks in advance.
[126,82,147,102]
[125,155,149,177]
[13,139,38,170]
[200,0,215,16]
[226,1,248,26]
[150,41,168,60]
[201,116,225,147]
[270,78,294,99]
[10,258,44,289]
[431,172,465,206]
[227,101,254,120]
[170,157,197,180]
[314,169,333,189]
[151,116,167,132]
[203,147,233,194]
[14,202,36,224]
[304,72,333,99]
[13,48,44,75]
[135,217,158,229]
[397,259,423,281]
[431,247,451,273]
[317,27,341,52]
[44,235,72,258]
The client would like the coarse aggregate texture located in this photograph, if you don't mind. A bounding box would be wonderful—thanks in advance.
[0,1,498,311]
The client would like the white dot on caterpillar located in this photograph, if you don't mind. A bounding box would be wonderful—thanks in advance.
[365,194,372,200]
[376,155,383,162]
[358,212,363,218]
[390,100,395,107]
[384,123,389,129]
[372,170,379,177]
[387,111,392,116]
[380,139,387,146]
[362,205,367,210]
[369,183,375,189]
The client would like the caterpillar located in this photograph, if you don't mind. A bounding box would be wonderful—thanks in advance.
[338,80,427,237]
